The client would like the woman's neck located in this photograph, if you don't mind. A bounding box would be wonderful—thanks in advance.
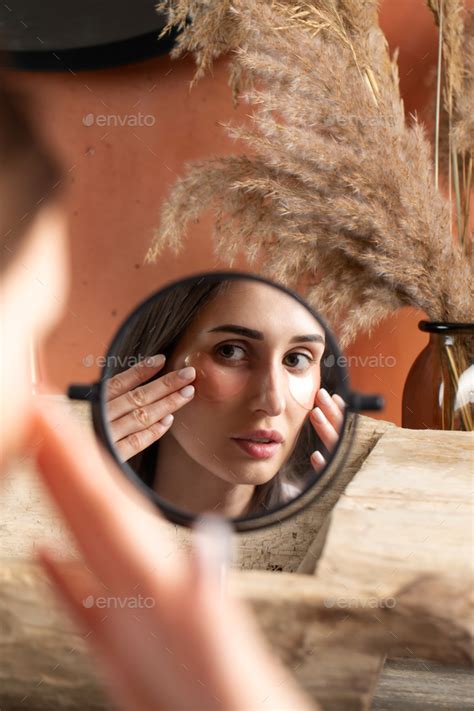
[152,434,255,518]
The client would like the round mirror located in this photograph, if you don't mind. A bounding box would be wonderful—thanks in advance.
[68,271,384,531]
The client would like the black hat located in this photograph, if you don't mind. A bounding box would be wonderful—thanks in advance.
[0,1,180,71]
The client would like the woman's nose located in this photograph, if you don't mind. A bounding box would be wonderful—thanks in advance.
[251,364,286,416]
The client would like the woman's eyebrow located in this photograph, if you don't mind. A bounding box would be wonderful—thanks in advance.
[207,324,325,345]
[207,324,263,339]
[289,333,325,345]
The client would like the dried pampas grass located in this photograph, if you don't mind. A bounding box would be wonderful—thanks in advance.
[427,2,473,250]
[452,10,474,153]
[149,1,473,347]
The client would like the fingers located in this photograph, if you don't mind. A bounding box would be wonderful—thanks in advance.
[309,406,339,451]
[314,388,345,430]
[109,383,194,443]
[31,399,185,598]
[107,365,196,422]
[105,355,166,403]
[106,364,197,460]
[310,450,326,473]
[332,393,346,412]
[310,389,345,453]
[115,413,174,462]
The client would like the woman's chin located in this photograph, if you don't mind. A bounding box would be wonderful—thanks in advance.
[218,455,284,486]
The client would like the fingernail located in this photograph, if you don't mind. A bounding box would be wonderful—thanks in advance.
[317,388,331,404]
[312,406,325,422]
[180,385,195,398]
[312,451,325,466]
[333,393,347,408]
[145,354,165,367]
[178,366,195,380]
[161,414,173,426]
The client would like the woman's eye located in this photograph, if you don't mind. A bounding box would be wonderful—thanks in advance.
[215,343,246,361]
[284,352,315,372]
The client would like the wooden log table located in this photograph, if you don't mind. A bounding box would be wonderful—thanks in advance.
[0,397,472,710]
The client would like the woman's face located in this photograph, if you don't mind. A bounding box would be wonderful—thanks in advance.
[166,281,326,487]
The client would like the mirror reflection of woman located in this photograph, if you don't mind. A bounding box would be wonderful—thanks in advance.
[107,278,345,518]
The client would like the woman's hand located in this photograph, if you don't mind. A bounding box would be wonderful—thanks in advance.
[309,389,346,472]
[30,400,315,711]
[106,355,196,461]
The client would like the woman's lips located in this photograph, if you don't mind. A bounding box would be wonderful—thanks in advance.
[231,438,281,460]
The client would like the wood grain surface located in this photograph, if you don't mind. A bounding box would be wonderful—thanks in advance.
[0,397,472,710]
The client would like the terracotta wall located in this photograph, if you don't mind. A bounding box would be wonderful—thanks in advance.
[10,0,470,426]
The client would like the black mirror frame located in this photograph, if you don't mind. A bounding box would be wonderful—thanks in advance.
[68,270,384,532]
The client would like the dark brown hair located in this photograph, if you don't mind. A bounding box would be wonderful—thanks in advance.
[109,276,332,517]
[0,76,62,274]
